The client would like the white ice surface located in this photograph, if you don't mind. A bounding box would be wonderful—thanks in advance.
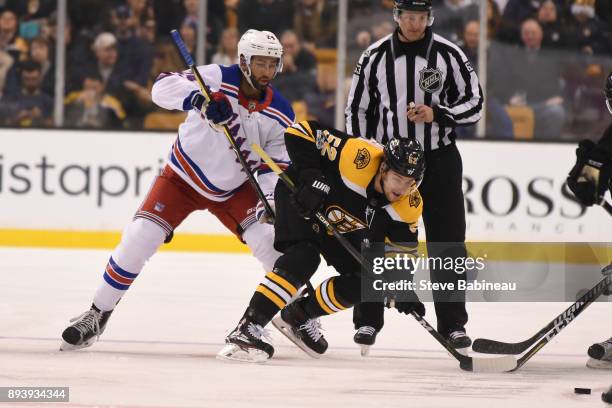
[1,248,611,408]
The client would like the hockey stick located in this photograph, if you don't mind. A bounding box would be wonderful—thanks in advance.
[252,143,516,373]
[170,29,275,221]
[505,272,612,372]
[603,201,612,216]
[473,265,612,356]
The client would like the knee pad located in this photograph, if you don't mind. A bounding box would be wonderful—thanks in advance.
[242,222,281,272]
[112,218,166,273]
[274,241,321,285]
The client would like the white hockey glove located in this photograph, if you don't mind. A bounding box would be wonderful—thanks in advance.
[255,193,275,224]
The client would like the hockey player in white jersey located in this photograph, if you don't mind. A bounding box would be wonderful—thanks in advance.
[60,29,295,351]
[567,71,612,369]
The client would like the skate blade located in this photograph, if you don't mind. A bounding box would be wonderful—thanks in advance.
[271,316,322,359]
[59,339,96,351]
[586,358,612,369]
[359,344,371,357]
[216,344,270,363]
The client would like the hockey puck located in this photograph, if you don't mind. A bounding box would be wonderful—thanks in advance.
[574,388,591,395]
[602,386,612,404]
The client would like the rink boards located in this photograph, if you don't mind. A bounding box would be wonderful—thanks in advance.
[0,128,610,252]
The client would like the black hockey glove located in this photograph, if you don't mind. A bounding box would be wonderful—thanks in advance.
[567,140,611,207]
[291,169,330,219]
[385,297,425,317]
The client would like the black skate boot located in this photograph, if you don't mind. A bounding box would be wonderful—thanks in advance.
[354,326,378,357]
[60,304,112,351]
[272,298,328,358]
[446,330,472,350]
[217,318,274,363]
[587,337,612,369]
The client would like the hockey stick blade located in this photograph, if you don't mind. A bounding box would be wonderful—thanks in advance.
[473,272,612,356]
[411,312,515,373]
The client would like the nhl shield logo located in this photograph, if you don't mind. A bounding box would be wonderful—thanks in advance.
[418,67,443,93]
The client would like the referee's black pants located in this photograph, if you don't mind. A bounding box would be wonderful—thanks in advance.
[353,143,468,337]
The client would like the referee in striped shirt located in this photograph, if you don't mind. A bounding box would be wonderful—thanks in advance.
[347,0,483,351]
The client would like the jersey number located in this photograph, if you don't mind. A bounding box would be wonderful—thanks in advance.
[320,132,341,161]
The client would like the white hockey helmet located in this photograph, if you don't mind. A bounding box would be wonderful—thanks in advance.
[238,29,283,87]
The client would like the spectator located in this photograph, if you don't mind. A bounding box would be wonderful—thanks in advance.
[434,0,479,44]
[11,0,55,19]
[0,47,12,93]
[273,30,317,102]
[151,0,183,39]
[459,20,480,66]
[457,20,515,139]
[596,0,612,24]
[0,10,28,61]
[139,18,157,44]
[492,19,566,139]
[111,5,153,85]
[502,0,548,24]
[124,39,184,114]
[238,0,294,37]
[181,0,226,57]
[124,0,155,28]
[64,72,126,129]
[0,60,53,127]
[347,0,395,67]
[4,36,53,97]
[536,0,574,50]
[211,27,239,65]
[293,0,337,48]
[567,0,612,56]
[179,20,196,60]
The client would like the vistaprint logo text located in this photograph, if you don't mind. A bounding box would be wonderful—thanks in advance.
[0,155,165,206]
[372,254,487,275]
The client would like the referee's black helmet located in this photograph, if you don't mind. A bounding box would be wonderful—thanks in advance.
[394,0,433,13]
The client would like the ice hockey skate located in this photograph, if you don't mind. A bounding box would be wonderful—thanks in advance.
[60,304,112,351]
[272,298,328,358]
[354,326,378,357]
[217,318,274,363]
[587,338,612,369]
[447,330,472,354]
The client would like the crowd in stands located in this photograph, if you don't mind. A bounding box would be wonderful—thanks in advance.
[0,0,609,141]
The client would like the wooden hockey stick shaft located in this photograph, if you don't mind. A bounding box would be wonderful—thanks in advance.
[170,30,275,221]
[252,143,516,373]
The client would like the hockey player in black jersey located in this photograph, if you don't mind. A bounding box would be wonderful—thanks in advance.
[567,71,612,369]
[217,120,426,362]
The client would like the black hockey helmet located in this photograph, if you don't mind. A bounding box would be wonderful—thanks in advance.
[383,138,426,186]
[605,71,612,115]
[393,0,434,25]
[394,0,432,12]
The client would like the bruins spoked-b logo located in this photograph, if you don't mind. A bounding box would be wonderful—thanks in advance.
[325,205,367,234]
[354,148,371,169]
[418,67,443,93]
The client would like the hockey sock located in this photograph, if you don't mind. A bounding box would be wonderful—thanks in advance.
[245,268,301,325]
[93,218,166,311]
[304,277,353,318]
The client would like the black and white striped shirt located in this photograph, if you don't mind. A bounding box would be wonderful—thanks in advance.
[346,27,483,151]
